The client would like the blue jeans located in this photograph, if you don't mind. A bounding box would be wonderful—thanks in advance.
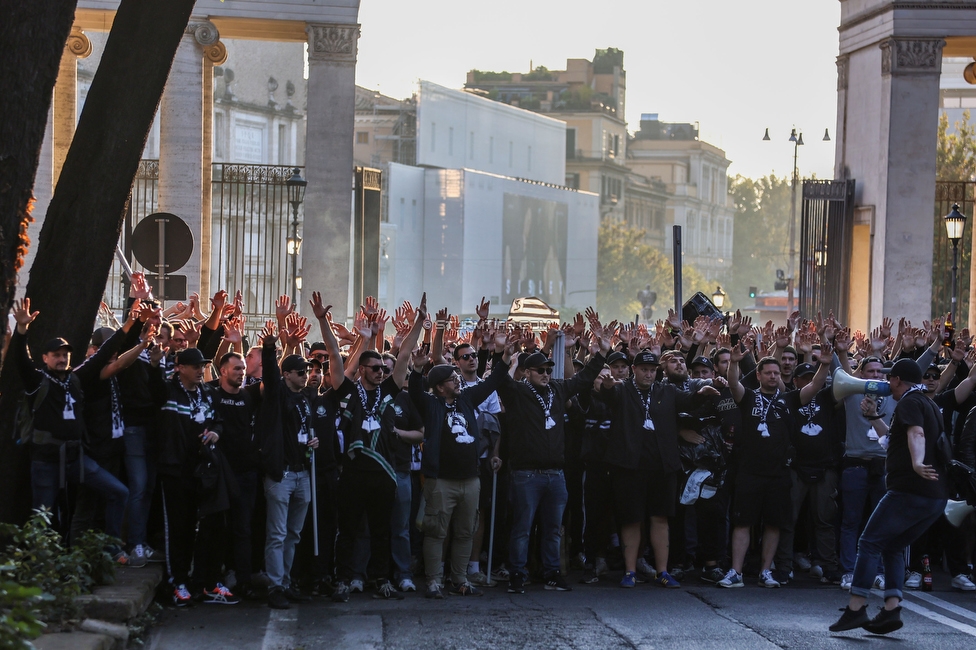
[851,490,947,600]
[31,456,128,539]
[391,471,413,581]
[839,465,886,572]
[123,426,155,548]
[264,471,310,589]
[508,469,568,577]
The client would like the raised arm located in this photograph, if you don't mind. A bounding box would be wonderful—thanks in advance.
[310,292,346,391]
[799,357,832,405]
[727,341,747,404]
[393,293,428,388]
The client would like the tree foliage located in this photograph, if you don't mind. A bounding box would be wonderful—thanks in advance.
[597,219,709,322]
[728,174,794,307]
[937,110,976,182]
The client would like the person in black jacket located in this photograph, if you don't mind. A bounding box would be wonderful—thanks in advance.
[495,326,606,594]
[12,299,130,554]
[599,349,719,589]
[408,342,511,598]
[153,346,231,607]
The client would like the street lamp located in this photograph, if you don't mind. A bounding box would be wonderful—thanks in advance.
[285,167,307,305]
[711,286,727,309]
[944,203,967,321]
[763,126,830,317]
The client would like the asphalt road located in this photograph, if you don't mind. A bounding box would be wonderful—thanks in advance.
[146,570,976,650]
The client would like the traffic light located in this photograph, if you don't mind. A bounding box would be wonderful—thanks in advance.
[749,286,757,299]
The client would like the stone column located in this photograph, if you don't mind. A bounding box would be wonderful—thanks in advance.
[870,38,944,325]
[304,23,360,321]
[156,20,221,302]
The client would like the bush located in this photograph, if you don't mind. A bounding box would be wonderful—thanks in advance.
[0,508,119,644]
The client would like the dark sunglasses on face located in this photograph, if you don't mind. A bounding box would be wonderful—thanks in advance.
[364,365,391,373]
[291,370,308,376]
[457,353,477,361]
[531,367,554,375]
[923,373,939,380]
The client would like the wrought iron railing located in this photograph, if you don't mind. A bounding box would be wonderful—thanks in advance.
[933,182,974,323]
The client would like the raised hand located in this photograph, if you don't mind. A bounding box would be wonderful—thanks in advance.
[129,272,153,300]
[260,320,278,346]
[879,316,893,340]
[354,309,371,339]
[475,297,490,321]
[232,290,244,318]
[411,345,429,370]
[210,289,228,317]
[224,318,244,345]
[787,310,801,334]
[184,322,202,347]
[572,313,585,338]
[363,295,379,317]
[309,291,332,321]
[12,298,39,332]
[275,295,293,323]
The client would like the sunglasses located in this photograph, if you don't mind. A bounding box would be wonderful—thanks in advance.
[531,367,554,375]
[364,365,391,373]
[922,373,940,380]
[457,353,477,361]
[291,370,308,376]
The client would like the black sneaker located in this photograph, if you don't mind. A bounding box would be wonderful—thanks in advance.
[863,606,903,635]
[821,569,844,586]
[772,569,791,586]
[373,581,405,600]
[508,573,525,594]
[544,572,572,592]
[284,586,311,603]
[239,583,262,601]
[449,581,483,596]
[331,582,351,603]
[829,606,869,632]
[267,587,291,610]
[700,566,726,584]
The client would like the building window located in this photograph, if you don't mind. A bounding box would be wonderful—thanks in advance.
[613,134,620,158]
[566,129,576,159]
[214,112,225,159]
[566,173,580,189]
[356,131,369,144]
[431,122,436,152]
[278,124,287,164]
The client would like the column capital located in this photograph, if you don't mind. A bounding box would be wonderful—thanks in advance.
[306,23,361,65]
[880,37,945,76]
[65,26,93,59]
[186,21,226,65]
[836,55,849,91]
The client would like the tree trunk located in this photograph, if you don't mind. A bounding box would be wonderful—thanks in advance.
[0,0,198,524]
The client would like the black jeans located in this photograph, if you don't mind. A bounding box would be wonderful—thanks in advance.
[334,468,395,583]
[229,470,258,586]
[293,466,339,585]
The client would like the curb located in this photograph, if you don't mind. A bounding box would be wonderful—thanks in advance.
[34,565,164,650]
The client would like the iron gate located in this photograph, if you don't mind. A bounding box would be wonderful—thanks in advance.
[799,179,855,321]
[933,181,974,322]
[106,161,303,336]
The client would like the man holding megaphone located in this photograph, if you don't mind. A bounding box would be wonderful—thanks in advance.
[830,358,949,635]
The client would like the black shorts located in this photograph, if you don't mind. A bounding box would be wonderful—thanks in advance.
[730,472,793,528]
[610,467,677,524]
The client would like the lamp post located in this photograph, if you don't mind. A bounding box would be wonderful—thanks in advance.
[711,286,726,309]
[285,167,307,306]
[944,203,967,321]
[763,126,830,317]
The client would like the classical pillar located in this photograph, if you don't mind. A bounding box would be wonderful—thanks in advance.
[870,38,944,325]
[156,20,222,302]
[304,23,360,321]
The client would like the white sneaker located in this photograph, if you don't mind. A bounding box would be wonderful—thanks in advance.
[593,557,609,577]
[398,578,417,593]
[718,569,743,588]
[349,579,365,593]
[794,553,812,571]
[636,558,657,579]
[759,569,780,588]
[952,574,976,591]
[905,571,922,590]
[873,574,886,590]
[840,573,853,590]
[466,571,496,587]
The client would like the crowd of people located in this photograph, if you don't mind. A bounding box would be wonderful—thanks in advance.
[11,271,975,633]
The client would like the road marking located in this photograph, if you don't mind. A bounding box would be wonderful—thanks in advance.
[899,599,976,637]
[908,590,976,625]
[261,609,298,650]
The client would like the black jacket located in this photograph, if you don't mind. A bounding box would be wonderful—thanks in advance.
[154,372,224,479]
[495,353,604,471]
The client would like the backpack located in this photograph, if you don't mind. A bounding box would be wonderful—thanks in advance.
[13,374,84,447]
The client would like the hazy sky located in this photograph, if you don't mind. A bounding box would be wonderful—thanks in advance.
[355,0,841,181]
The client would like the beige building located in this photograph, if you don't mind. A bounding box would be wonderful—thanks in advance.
[627,116,734,281]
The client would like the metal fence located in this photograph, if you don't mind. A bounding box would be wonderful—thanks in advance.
[933,181,974,323]
[798,179,855,322]
[106,161,303,338]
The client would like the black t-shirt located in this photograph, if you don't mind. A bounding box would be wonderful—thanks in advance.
[214,384,262,474]
[734,387,794,477]
[785,386,838,469]
[310,389,340,471]
[437,401,481,480]
[336,376,401,478]
[387,391,423,474]
[886,390,949,500]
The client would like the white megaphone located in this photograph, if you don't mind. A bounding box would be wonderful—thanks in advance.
[945,499,976,527]
[832,369,892,401]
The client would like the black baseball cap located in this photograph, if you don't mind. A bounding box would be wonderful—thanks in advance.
[281,354,310,373]
[176,348,207,366]
[309,342,328,354]
[633,350,659,366]
[606,351,630,366]
[523,352,555,369]
[888,358,922,384]
[90,327,115,348]
[794,362,816,378]
[426,364,457,388]
[42,337,73,353]
[690,356,714,371]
